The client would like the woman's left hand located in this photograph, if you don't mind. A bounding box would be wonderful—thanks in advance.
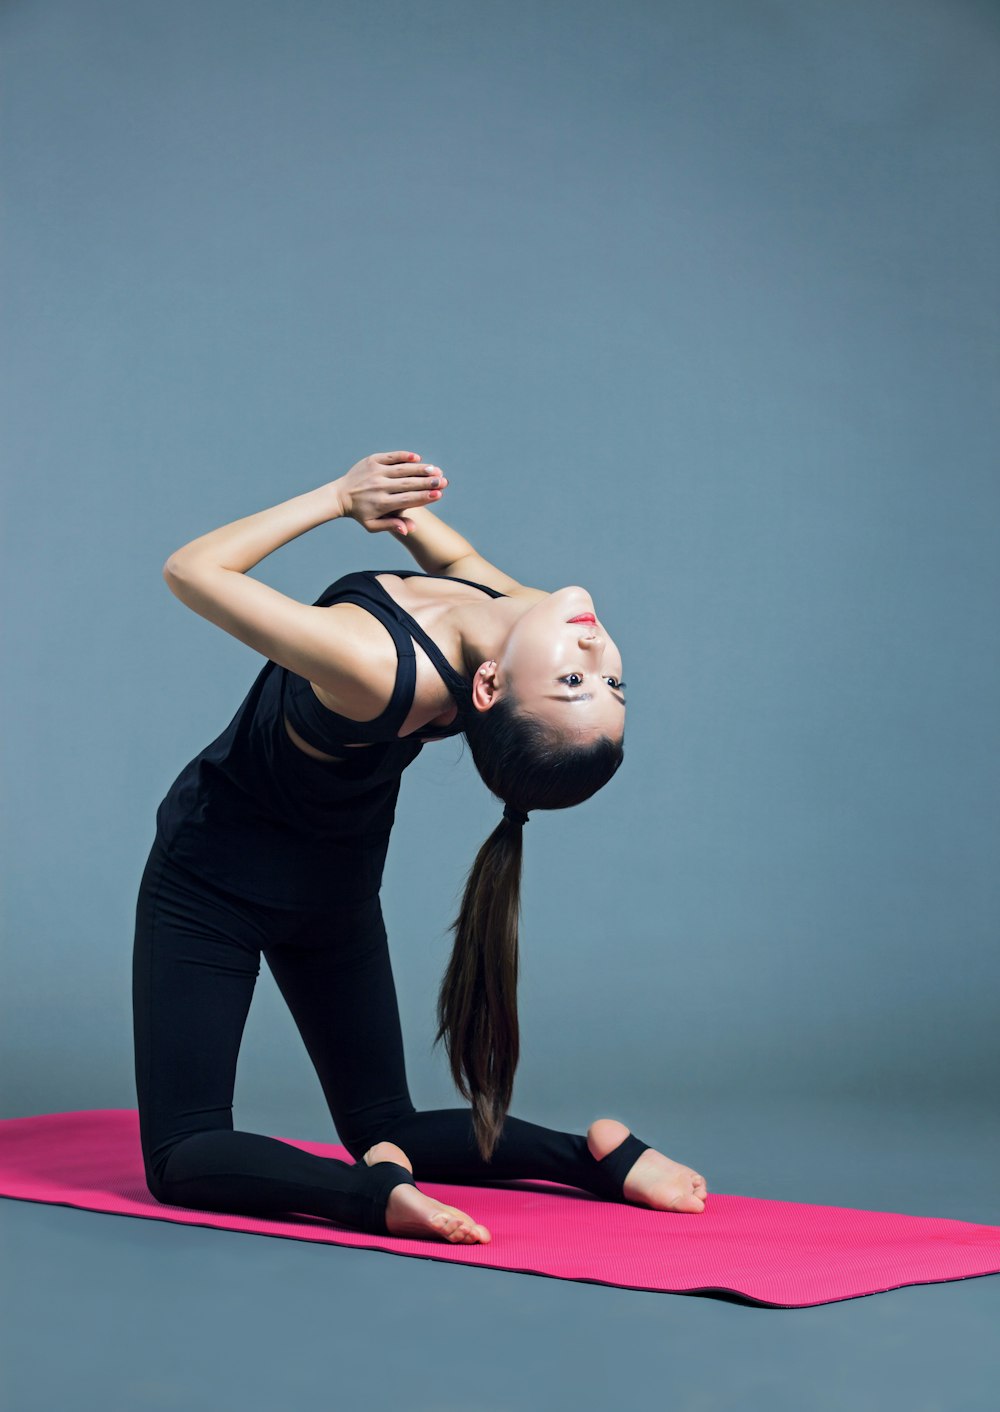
[334,451,448,535]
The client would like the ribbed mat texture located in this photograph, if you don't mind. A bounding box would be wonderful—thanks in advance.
[2,1110,998,1307]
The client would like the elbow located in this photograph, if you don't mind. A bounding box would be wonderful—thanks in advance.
[162,552,221,605]
[162,554,194,595]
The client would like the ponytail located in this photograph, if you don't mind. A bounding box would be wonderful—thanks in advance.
[434,812,525,1162]
[433,690,623,1163]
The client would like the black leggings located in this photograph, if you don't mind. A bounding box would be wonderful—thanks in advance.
[132,831,650,1236]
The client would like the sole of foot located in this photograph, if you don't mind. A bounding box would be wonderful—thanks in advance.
[587,1118,708,1213]
[363,1140,492,1244]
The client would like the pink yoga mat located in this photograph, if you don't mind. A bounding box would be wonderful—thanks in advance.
[2,1109,998,1308]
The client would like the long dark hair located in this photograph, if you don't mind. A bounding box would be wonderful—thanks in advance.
[433,692,624,1162]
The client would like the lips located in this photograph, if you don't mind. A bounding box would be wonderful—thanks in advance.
[567,613,597,625]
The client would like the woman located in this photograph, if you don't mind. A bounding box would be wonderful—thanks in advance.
[133,450,708,1245]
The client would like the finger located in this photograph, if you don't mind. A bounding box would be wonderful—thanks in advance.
[387,474,447,494]
[397,488,443,506]
[374,450,421,464]
[385,461,442,480]
[368,514,412,535]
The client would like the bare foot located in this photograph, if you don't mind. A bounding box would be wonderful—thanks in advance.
[587,1118,708,1214]
[362,1141,492,1244]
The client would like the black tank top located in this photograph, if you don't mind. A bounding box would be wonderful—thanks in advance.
[155,569,507,907]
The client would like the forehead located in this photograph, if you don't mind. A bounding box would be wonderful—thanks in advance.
[534,699,625,745]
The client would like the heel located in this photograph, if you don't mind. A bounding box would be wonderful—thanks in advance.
[360,1158,417,1235]
[587,1132,651,1201]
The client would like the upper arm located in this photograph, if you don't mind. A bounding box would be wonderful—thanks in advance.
[162,559,390,709]
[441,550,548,601]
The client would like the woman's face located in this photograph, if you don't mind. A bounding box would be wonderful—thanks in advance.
[479,586,626,743]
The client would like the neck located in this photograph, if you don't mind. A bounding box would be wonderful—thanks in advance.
[444,597,530,678]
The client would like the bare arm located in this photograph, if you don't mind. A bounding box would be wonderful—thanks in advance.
[164,481,342,579]
[160,454,444,700]
[162,481,380,690]
[390,504,542,597]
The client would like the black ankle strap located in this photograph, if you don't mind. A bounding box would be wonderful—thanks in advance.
[589,1132,651,1201]
[363,1159,416,1207]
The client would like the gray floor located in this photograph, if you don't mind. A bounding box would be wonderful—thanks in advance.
[2,1096,998,1412]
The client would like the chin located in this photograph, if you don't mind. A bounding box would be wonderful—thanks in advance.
[555,585,596,617]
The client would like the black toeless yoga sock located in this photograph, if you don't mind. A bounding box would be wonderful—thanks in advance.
[145,1131,418,1237]
[377,1109,653,1204]
[584,1131,653,1202]
[362,1159,418,1234]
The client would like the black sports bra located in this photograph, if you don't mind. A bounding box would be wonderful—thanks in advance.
[281,569,507,754]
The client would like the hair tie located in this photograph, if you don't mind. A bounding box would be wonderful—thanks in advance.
[503,802,529,827]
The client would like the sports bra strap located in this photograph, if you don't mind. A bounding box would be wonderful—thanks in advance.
[313,568,503,697]
[366,579,467,695]
[286,568,506,750]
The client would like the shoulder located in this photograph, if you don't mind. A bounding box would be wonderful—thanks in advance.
[161,560,401,723]
[309,601,400,719]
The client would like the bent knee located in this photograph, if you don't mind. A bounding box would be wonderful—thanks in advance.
[146,1176,173,1206]
[145,1168,179,1207]
[143,1158,191,1210]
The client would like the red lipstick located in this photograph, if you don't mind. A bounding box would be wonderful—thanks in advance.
[567,613,596,625]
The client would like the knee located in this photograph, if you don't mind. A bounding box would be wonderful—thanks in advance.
[145,1170,175,1206]
[142,1154,187,1210]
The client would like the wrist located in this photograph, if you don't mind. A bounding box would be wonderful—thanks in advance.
[390,504,475,573]
[325,478,352,520]
[390,504,430,535]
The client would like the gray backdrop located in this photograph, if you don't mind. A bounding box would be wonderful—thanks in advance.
[2,0,997,1159]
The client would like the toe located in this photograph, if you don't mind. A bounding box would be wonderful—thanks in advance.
[440,1203,489,1243]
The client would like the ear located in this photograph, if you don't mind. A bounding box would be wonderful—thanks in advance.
[470,661,501,713]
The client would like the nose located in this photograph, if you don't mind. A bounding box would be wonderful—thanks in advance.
[577,628,604,648]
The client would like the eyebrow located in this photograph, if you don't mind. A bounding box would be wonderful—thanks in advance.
[544,691,626,707]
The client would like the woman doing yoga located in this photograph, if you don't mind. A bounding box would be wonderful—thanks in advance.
[133,450,708,1244]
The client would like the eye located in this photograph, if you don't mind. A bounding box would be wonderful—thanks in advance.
[560,673,627,693]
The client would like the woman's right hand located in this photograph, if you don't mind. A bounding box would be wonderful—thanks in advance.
[335,451,448,535]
